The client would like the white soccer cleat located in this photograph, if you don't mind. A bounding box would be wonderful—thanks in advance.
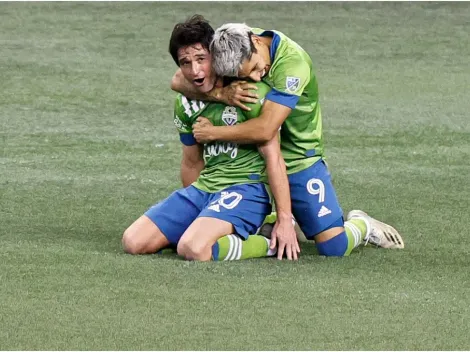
[347,210,404,249]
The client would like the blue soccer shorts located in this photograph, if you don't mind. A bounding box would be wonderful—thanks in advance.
[288,159,344,239]
[144,183,272,245]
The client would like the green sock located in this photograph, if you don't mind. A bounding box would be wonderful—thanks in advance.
[215,234,276,261]
[343,218,369,255]
[261,211,278,226]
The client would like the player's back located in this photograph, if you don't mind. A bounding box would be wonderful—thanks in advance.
[253,28,324,175]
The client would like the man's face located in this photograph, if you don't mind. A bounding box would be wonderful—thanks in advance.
[177,43,216,93]
[238,38,270,82]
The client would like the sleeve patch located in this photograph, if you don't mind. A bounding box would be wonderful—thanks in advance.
[285,76,301,93]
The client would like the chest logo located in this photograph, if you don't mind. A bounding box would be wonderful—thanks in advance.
[286,76,300,93]
[222,106,238,126]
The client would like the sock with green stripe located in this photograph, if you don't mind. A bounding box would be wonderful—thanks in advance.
[212,234,277,261]
[344,218,368,254]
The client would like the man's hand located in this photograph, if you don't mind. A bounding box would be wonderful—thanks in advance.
[193,117,215,144]
[270,216,300,260]
[219,81,259,111]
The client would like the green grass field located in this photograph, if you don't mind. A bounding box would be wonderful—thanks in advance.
[1,2,469,350]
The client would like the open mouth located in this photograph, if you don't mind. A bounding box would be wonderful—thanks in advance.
[193,78,205,86]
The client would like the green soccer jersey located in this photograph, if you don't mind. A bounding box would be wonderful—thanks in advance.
[252,28,324,175]
[174,81,272,193]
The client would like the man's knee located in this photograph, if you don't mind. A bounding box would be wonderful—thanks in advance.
[177,236,210,261]
[315,230,349,257]
[313,218,348,256]
[122,215,170,255]
[122,228,145,255]
[122,224,165,255]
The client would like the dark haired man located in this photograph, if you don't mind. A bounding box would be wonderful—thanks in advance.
[122,15,298,261]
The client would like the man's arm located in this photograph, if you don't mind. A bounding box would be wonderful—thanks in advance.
[180,144,204,187]
[192,52,311,144]
[258,136,299,260]
[257,136,291,221]
[194,100,292,144]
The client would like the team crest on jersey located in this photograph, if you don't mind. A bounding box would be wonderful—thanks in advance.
[222,106,238,126]
[286,76,300,92]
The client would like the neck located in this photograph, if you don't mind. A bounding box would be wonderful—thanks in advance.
[259,35,272,48]
[256,36,273,65]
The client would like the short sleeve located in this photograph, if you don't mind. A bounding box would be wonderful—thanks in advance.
[173,96,197,146]
[265,56,310,109]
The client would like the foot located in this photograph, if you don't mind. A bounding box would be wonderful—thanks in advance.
[257,212,297,239]
[257,212,277,239]
[347,210,404,249]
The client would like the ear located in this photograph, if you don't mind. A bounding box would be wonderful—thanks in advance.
[251,35,261,44]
